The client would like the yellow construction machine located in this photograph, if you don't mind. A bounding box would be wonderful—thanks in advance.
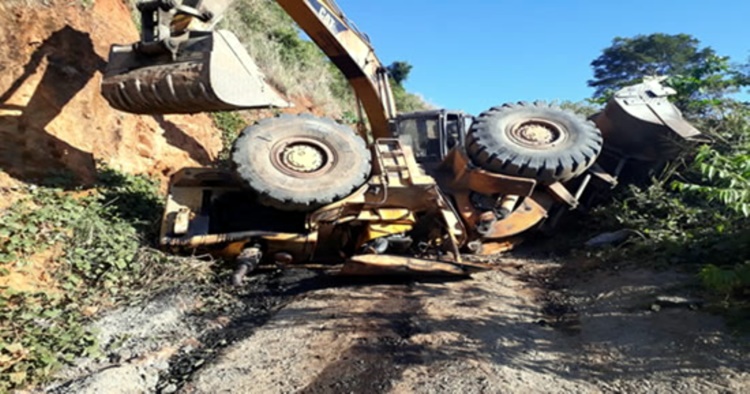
[101,0,704,281]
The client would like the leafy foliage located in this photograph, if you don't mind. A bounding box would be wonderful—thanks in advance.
[671,99,750,217]
[588,33,718,100]
[390,82,431,113]
[557,100,600,118]
[587,35,750,304]
[386,61,430,113]
[387,61,413,86]
[0,168,205,391]
[213,111,247,164]
[674,146,750,217]
[666,55,748,115]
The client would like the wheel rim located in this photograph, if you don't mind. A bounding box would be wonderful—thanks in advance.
[507,119,566,149]
[271,137,335,178]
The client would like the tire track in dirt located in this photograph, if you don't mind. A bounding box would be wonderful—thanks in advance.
[50,253,750,393]
[185,278,435,393]
[298,285,425,393]
[157,270,325,392]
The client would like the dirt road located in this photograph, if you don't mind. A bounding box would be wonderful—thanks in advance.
[50,254,749,393]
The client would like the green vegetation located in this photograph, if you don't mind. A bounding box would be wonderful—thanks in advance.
[557,100,600,118]
[585,33,750,311]
[213,111,247,163]
[387,61,432,113]
[220,0,355,116]
[125,0,430,122]
[387,61,413,86]
[589,33,724,101]
[223,1,430,116]
[0,168,210,391]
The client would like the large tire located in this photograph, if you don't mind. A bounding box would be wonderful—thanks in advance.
[232,114,371,211]
[466,102,603,184]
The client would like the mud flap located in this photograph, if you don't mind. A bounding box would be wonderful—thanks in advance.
[101,30,289,114]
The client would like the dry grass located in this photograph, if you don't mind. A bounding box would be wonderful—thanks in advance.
[8,0,94,6]
[3,0,47,6]
[123,0,354,117]
[219,0,354,116]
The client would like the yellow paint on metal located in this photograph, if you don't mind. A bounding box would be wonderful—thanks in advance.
[220,242,247,258]
[170,14,194,34]
[356,208,414,222]
[364,223,413,242]
[356,208,416,242]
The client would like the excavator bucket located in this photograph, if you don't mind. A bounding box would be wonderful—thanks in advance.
[593,78,706,162]
[101,29,289,114]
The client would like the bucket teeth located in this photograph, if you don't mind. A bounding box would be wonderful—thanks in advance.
[101,30,289,114]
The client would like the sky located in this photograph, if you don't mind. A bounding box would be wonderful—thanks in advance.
[334,0,750,115]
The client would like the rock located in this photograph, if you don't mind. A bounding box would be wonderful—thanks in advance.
[57,364,159,394]
[655,295,703,309]
[584,229,635,248]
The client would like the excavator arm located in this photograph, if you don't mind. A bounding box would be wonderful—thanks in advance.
[276,0,397,138]
[102,0,396,138]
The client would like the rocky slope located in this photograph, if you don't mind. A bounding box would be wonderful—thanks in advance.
[0,0,222,188]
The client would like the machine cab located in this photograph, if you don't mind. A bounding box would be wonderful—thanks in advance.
[391,110,473,164]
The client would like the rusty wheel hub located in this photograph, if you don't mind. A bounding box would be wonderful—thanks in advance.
[281,144,325,173]
[271,138,334,178]
[509,120,564,148]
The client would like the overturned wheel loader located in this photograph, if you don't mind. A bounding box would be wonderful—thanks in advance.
[101,0,704,278]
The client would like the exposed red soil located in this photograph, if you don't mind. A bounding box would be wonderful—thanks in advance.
[0,0,222,188]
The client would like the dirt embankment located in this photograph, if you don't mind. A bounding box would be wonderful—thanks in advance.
[0,0,222,188]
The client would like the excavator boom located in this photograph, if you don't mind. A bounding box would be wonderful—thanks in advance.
[102,0,396,138]
[276,0,397,138]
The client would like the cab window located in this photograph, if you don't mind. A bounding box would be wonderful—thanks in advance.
[397,117,441,162]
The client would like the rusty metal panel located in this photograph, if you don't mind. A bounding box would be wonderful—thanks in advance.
[482,192,553,240]
[593,78,705,161]
[546,182,578,209]
[440,149,537,197]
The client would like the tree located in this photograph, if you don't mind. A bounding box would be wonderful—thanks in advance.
[666,54,747,114]
[588,33,747,116]
[385,61,429,112]
[588,33,717,100]
[387,61,413,86]
[557,100,599,118]
[587,34,750,299]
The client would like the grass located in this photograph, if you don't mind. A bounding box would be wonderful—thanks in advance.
[213,111,247,164]
[0,167,213,391]
[219,0,356,117]
[576,182,750,331]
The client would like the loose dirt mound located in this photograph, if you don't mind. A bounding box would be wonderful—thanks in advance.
[0,0,221,187]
